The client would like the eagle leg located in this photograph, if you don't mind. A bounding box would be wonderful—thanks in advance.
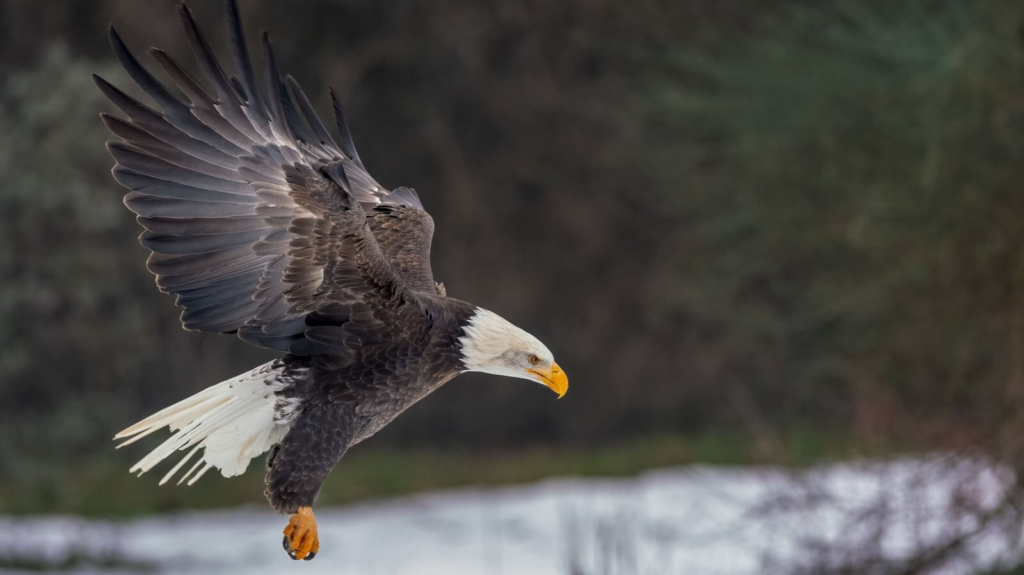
[282,506,320,561]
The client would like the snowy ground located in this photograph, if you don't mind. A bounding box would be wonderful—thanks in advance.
[1,456,1020,574]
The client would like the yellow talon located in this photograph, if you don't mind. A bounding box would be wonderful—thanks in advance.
[282,506,320,561]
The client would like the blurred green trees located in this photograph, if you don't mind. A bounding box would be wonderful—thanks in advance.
[646,0,1024,458]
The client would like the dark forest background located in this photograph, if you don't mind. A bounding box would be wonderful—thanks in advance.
[4,0,1024,541]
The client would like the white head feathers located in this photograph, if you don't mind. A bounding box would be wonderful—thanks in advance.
[458,308,553,379]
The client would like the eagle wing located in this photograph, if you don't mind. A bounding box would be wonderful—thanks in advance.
[96,1,437,352]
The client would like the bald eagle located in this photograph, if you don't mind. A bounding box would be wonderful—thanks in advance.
[96,0,567,561]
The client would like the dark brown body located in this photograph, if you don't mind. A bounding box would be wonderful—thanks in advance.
[265,295,475,513]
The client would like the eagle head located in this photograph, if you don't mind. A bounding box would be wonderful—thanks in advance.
[457,308,568,398]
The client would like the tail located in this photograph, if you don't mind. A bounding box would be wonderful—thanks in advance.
[114,360,300,486]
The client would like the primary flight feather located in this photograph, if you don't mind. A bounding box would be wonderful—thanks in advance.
[96,0,568,561]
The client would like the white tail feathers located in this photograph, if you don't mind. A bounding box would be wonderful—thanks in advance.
[114,361,299,486]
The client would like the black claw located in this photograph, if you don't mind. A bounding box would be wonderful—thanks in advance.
[303,551,316,561]
[283,535,299,560]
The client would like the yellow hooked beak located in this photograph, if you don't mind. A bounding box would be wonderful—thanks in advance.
[528,362,568,398]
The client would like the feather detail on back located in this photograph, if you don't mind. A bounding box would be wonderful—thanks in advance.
[114,361,302,485]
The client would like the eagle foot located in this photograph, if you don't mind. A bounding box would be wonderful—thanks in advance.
[282,506,319,560]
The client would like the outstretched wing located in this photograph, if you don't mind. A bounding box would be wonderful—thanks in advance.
[96,1,435,352]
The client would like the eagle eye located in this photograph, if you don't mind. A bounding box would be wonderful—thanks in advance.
[528,354,541,366]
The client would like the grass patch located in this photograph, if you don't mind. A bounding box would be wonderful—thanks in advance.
[0,430,858,517]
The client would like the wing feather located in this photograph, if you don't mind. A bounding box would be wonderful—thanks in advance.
[94,74,247,160]
[285,75,344,157]
[177,4,264,143]
[225,0,270,129]
[329,88,361,166]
